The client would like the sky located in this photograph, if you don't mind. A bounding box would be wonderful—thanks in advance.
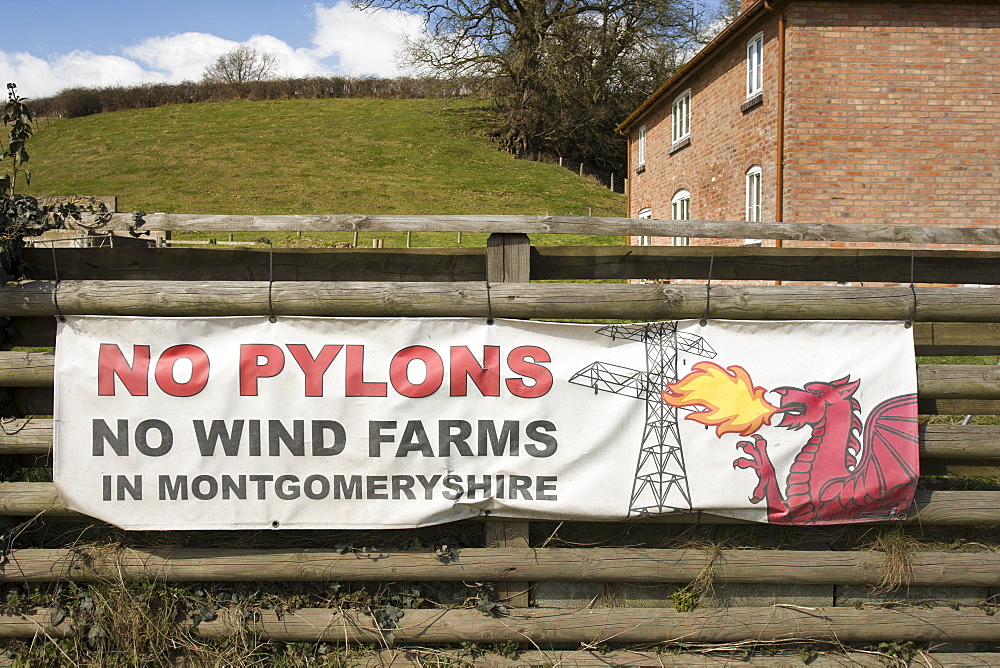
[1,1,723,100]
[0,1,428,99]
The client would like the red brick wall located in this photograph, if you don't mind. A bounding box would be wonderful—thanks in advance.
[783,1,1000,227]
[627,0,1000,248]
[627,12,779,245]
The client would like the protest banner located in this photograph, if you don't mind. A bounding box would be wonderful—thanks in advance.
[54,317,918,529]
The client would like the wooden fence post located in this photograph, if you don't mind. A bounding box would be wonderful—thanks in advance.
[486,233,530,285]
[485,232,531,607]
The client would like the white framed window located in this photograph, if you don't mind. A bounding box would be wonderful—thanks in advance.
[745,165,762,222]
[671,190,690,220]
[637,125,647,169]
[671,190,690,246]
[671,90,691,144]
[637,207,652,246]
[746,32,764,99]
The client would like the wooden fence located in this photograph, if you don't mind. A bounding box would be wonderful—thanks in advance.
[1,214,1000,665]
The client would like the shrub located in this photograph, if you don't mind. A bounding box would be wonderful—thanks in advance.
[31,76,486,118]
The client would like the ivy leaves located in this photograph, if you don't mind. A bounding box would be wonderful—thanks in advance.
[2,83,33,196]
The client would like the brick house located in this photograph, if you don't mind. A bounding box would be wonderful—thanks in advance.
[617,0,1000,248]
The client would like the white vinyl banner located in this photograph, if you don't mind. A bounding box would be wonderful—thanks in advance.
[54,317,919,530]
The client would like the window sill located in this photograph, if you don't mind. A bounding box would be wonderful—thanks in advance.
[669,136,691,154]
[742,92,764,113]
[635,163,646,174]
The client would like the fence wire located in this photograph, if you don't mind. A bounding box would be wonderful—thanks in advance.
[533,154,627,194]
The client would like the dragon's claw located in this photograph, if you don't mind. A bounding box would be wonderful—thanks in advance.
[734,434,768,470]
[732,434,772,509]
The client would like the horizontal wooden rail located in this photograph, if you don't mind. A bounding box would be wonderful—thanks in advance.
[1,282,999,320]
[8,318,1000,355]
[24,247,488,283]
[920,424,1000,459]
[0,352,53,387]
[531,246,1000,284]
[92,213,1000,246]
[0,650,978,667]
[0,420,50,454]
[232,650,1000,667]
[1,355,995,398]
[4,547,1000,586]
[2,606,997,643]
[192,606,1000,644]
[22,246,1000,285]
[915,365,1000,400]
[0,488,996,524]
[913,322,1000,356]
[0,650,982,667]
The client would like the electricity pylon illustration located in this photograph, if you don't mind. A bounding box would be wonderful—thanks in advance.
[569,323,716,517]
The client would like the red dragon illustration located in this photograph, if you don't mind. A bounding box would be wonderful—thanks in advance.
[663,363,919,525]
[733,377,919,524]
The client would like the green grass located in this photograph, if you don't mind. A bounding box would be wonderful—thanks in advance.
[25,98,625,222]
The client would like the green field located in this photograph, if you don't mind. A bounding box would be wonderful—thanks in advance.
[24,98,624,236]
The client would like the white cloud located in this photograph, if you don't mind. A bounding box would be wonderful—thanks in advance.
[0,1,426,99]
[311,3,425,76]
[0,50,165,98]
[244,34,326,78]
[123,32,239,81]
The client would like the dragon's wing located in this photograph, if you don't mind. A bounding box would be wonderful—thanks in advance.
[818,393,919,521]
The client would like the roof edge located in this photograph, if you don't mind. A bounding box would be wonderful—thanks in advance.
[616,0,774,135]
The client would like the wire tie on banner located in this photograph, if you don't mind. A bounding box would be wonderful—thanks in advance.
[50,243,66,323]
[700,253,715,327]
[267,239,277,323]
[905,251,917,329]
[485,281,494,325]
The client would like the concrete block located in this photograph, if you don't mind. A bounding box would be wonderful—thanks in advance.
[701,582,834,608]
[606,583,679,608]
[532,581,604,608]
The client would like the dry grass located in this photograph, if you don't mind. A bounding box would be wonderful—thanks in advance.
[863,527,921,593]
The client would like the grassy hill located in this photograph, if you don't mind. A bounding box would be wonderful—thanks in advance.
[24,98,625,228]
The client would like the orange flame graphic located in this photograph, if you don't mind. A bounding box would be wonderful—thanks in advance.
[662,362,779,437]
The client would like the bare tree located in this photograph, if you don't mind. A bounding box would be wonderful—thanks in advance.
[699,0,742,43]
[528,15,688,171]
[357,0,704,172]
[203,46,279,84]
[718,0,742,21]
